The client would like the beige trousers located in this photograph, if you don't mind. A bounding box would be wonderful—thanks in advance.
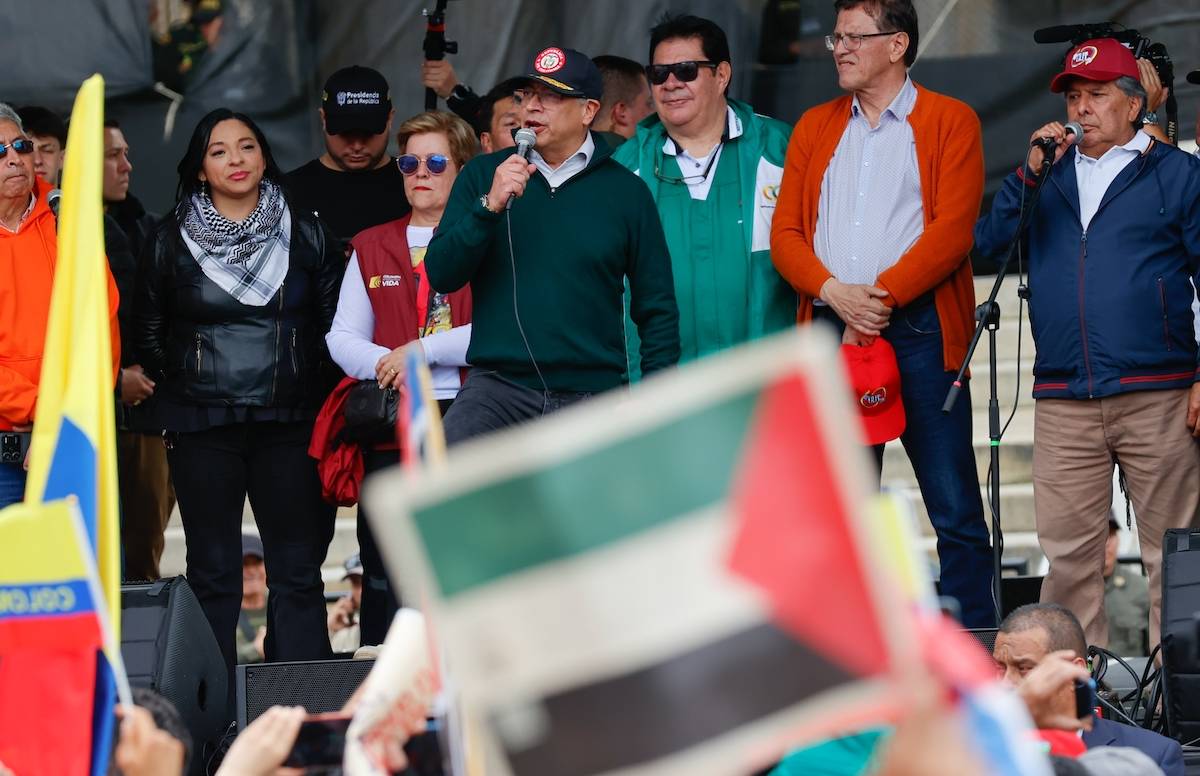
[1034,389,1200,650]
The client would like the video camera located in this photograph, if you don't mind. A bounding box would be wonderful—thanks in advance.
[1034,22,1177,142]
[422,0,459,111]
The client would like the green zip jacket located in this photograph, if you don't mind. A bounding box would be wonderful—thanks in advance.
[425,133,680,392]
[613,99,796,380]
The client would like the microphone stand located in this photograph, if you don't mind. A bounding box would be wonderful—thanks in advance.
[942,145,1057,625]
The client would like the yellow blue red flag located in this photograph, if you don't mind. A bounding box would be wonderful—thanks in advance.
[0,499,130,775]
[20,73,128,776]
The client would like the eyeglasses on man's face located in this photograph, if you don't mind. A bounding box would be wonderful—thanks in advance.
[824,31,898,52]
[0,138,34,159]
[645,60,719,86]
[513,87,570,108]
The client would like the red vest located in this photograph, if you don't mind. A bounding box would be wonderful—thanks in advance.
[350,214,472,349]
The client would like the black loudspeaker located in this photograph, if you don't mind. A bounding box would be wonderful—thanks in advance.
[121,577,228,774]
[1160,529,1200,745]
[1001,575,1044,619]
[236,658,375,730]
[967,628,1000,655]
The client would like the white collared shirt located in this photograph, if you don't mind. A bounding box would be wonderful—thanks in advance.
[0,194,35,234]
[1075,130,1151,230]
[531,133,594,189]
[661,106,744,201]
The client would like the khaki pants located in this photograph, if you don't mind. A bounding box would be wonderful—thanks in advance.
[118,431,175,580]
[1034,389,1200,650]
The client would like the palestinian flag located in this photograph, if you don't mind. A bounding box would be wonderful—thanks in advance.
[364,329,913,776]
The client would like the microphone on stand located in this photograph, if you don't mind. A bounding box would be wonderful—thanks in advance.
[507,127,538,211]
[47,188,62,218]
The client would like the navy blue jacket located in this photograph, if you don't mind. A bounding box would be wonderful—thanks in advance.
[975,140,1200,399]
[1083,716,1184,776]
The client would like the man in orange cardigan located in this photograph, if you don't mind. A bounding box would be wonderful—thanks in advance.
[770,0,993,626]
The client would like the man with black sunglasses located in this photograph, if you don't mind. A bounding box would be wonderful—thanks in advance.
[0,103,120,509]
[613,13,796,380]
[771,0,994,628]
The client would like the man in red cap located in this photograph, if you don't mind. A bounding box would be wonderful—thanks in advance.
[975,38,1200,652]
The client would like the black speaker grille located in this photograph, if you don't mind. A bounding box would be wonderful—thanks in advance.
[240,659,375,728]
[967,628,1000,655]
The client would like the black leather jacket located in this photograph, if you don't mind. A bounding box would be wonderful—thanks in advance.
[134,206,341,409]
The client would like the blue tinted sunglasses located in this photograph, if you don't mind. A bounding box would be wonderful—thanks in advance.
[0,139,34,158]
[397,154,449,176]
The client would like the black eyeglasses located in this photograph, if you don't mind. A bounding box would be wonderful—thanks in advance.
[645,60,719,86]
[397,154,450,176]
[653,142,723,186]
[0,139,34,158]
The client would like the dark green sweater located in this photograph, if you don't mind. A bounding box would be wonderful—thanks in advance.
[426,134,680,392]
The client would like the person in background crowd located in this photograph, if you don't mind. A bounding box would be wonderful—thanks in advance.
[329,552,363,653]
[0,103,120,509]
[236,533,267,664]
[591,55,655,147]
[111,687,193,776]
[615,14,795,379]
[475,80,522,154]
[285,66,410,252]
[994,603,1184,775]
[15,105,66,185]
[151,0,224,95]
[1104,514,1149,657]
[426,47,679,444]
[100,118,175,582]
[135,108,341,706]
[327,110,476,644]
[771,0,994,628]
[974,38,1200,652]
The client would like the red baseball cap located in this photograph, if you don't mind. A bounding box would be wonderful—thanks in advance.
[841,338,905,446]
[1050,38,1140,93]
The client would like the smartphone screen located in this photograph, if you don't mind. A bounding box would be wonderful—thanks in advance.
[283,713,352,768]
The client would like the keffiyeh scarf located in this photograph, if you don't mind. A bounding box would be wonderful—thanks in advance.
[180,179,291,306]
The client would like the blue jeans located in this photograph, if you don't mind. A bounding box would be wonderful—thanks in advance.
[0,463,25,510]
[883,301,995,627]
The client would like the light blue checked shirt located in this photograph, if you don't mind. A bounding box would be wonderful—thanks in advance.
[814,77,923,287]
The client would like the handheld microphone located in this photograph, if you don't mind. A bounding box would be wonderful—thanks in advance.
[47,188,62,218]
[507,127,537,211]
[1030,122,1084,161]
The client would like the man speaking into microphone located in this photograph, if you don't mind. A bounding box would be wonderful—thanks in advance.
[975,38,1200,651]
[425,46,679,444]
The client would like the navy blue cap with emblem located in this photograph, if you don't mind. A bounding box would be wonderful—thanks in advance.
[322,65,392,136]
[519,46,604,101]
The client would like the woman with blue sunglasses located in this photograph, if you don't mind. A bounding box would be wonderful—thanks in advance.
[325,110,477,645]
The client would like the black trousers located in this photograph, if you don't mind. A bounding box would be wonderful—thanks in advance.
[167,420,336,710]
[443,369,592,446]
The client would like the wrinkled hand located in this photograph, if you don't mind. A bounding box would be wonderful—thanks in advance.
[819,278,891,336]
[1028,121,1071,169]
[1016,650,1092,732]
[486,154,537,213]
[842,326,876,347]
[121,364,156,406]
[1137,57,1168,113]
[114,704,186,776]
[216,706,305,776]
[421,60,460,99]
[328,595,356,633]
[1186,383,1200,437]
[375,348,405,390]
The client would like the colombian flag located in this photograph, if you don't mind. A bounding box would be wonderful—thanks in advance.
[0,500,126,774]
[399,343,446,468]
[20,74,128,775]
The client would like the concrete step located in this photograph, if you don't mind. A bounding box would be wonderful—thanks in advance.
[894,480,1036,536]
[973,275,1037,360]
[882,431,1034,488]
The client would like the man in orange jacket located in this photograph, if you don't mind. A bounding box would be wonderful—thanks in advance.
[0,103,120,509]
[770,0,993,626]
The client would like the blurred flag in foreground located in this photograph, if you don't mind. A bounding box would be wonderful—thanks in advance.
[20,73,126,776]
[366,330,912,776]
[0,499,130,775]
[400,343,446,469]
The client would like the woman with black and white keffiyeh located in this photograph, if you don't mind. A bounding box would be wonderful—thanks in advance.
[135,108,343,696]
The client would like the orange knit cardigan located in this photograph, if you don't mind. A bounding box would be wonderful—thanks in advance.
[770,83,984,372]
